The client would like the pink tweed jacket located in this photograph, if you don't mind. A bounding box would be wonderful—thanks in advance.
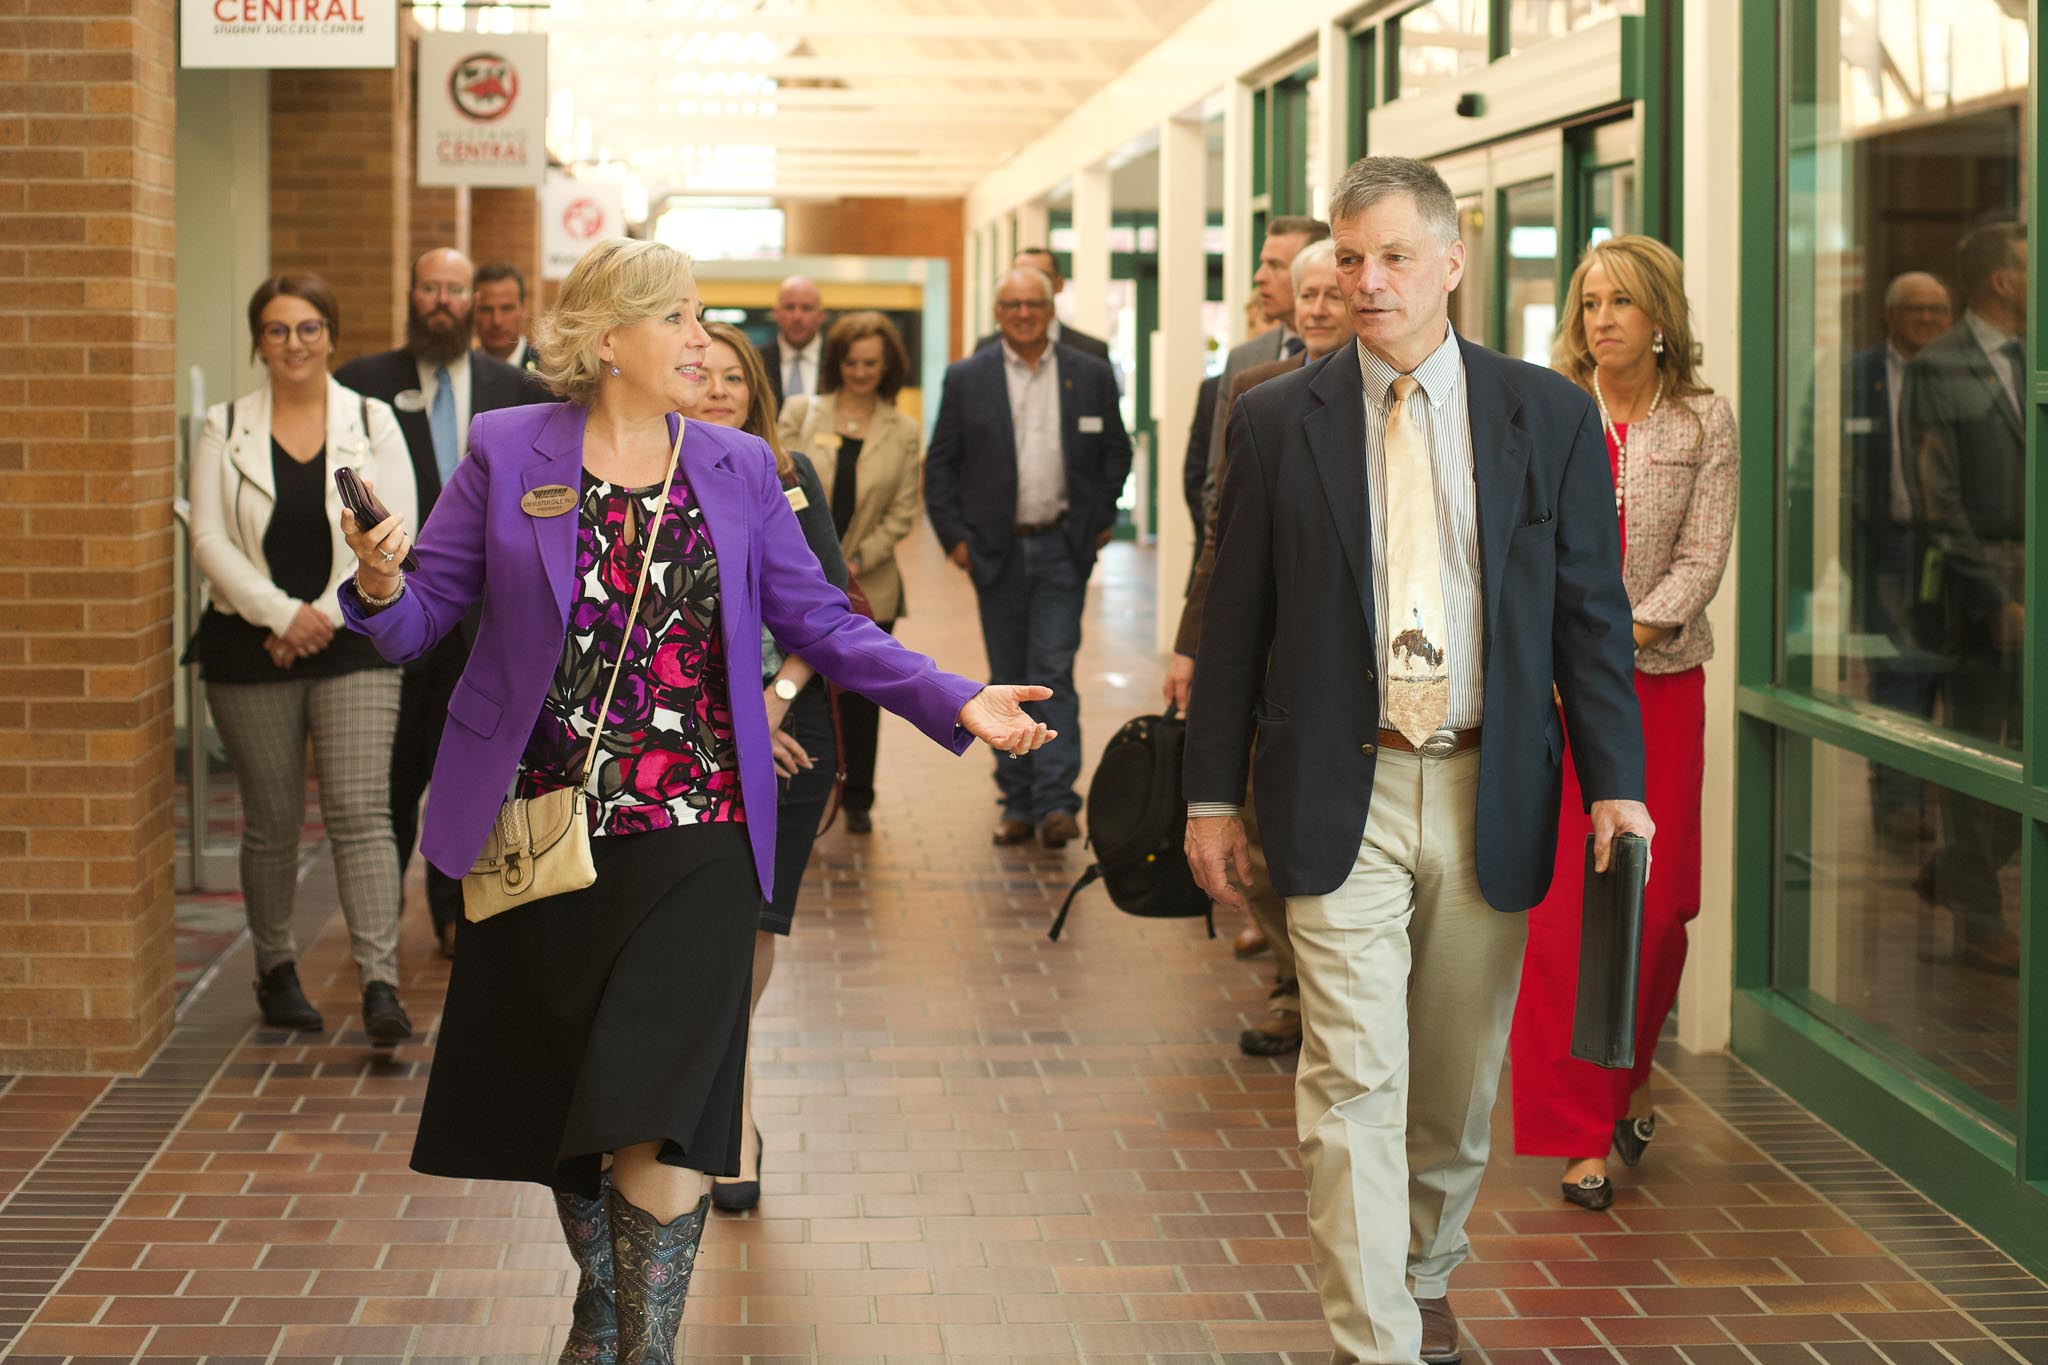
[1616,391,1738,674]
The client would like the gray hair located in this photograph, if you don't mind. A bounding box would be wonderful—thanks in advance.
[1327,156,1460,248]
[996,265,1055,302]
[1290,238,1338,290]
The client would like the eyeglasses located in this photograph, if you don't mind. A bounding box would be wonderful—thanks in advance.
[415,282,471,300]
[995,299,1051,314]
[261,319,330,345]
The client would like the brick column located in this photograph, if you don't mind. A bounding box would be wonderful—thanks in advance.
[0,0,180,1071]
[470,187,540,293]
[269,54,411,363]
[410,185,469,265]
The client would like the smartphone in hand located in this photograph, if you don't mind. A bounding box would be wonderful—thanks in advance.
[334,466,420,572]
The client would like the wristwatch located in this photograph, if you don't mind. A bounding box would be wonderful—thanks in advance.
[772,677,800,702]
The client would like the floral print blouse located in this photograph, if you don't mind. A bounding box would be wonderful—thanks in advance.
[516,471,745,835]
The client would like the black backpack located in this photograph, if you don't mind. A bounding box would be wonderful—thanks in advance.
[1048,707,1215,941]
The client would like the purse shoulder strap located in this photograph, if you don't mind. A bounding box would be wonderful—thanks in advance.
[579,414,687,794]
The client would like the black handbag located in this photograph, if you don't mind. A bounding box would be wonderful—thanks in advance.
[1570,832,1650,1070]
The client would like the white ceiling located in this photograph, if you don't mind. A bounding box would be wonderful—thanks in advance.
[533,0,1212,202]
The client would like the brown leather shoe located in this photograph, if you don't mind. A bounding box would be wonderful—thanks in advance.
[1238,1005,1301,1056]
[1038,810,1081,850]
[992,818,1034,846]
[1233,921,1269,958]
[1417,1295,1462,1364]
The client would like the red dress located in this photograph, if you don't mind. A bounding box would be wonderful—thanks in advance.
[1508,423,1706,1158]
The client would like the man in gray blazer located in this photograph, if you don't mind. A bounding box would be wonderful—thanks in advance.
[1199,216,1330,514]
[1904,220,2027,974]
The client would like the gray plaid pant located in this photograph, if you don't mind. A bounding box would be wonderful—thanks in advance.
[207,668,404,987]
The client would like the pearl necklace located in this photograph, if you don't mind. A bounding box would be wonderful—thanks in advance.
[1592,369,1662,516]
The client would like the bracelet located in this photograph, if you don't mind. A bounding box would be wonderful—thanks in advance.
[354,574,405,608]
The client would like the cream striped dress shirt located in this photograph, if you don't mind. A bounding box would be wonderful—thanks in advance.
[1188,325,1484,820]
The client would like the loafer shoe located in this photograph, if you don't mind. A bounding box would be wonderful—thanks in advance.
[1563,1172,1615,1210]
[1417,1295,1462,1364]
[1233,922,1269,958]
[992,818,1034,846]
[1038,810,1081,850]
[1613,1115,1655,1168]
[844,809,873,835]
[362,982,413,1046]
[1238,1007,1302,1057]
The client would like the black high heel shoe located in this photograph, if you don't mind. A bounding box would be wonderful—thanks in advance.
[1612,1115,1656,1168]
[1562,1171,1614,1211]
[709,1124,763,1212]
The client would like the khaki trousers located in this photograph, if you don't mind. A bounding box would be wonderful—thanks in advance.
[1288,748,1527,1365]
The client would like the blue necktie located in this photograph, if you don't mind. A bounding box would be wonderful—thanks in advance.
[430,365,457,485]
[1283,334,1306,359]
[786,354,804,397]
[2000,340,2026,418]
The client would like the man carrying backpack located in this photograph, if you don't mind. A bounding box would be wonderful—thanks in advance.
[1163,238,1351,1056]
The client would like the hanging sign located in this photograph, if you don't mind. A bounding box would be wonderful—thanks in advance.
[416,31,548,187]
[180,0,395,67]
[542,178,626,280]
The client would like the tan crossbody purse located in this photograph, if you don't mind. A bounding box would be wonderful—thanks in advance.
[462,418,685,923]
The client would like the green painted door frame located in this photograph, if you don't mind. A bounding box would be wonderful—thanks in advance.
[1728,0,2048,1277]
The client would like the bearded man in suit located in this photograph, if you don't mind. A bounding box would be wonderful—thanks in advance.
[334,246,552,955]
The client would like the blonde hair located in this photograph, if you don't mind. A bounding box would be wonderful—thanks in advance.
[697,320,795,484]
[531,238,697,406]
[1553,235,1712,408]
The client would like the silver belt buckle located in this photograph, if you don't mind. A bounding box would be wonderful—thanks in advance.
[1417,728,1459,759]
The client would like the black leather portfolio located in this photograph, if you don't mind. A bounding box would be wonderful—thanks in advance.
[1570,832,1650,1071]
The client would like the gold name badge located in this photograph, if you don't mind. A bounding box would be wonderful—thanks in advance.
[521,485,578,518]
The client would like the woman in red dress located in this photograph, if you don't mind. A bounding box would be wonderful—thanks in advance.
[1510,235,1738,1210]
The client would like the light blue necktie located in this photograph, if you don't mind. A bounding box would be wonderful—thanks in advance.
[786,354,804,397]
[429,365,457,484]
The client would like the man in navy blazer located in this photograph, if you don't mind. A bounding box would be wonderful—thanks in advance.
[1842,272,1950,839]
[926,266,1132,848]
[1183,158,1650,1365]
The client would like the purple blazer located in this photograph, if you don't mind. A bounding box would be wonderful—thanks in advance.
[341,402,981,899]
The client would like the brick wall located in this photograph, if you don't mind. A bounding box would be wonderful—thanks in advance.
[269,57,410,364]
[0,0,181,1071]
[781,196,966,357]
[408,185,468,267]
[470,187,540,306]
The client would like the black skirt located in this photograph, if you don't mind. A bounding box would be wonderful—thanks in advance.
[410,822,758,1197]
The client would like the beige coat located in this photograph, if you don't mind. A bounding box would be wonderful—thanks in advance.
[779,393,924,622]
[1617,391,1738,673]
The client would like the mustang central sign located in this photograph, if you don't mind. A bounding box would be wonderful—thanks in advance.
[416,32,548,188]
[181,0,394,66]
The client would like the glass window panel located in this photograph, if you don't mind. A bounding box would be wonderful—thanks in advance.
[1778,0,2028,756]
[1395,0,1489,100]
[1507,0,1641,52]
[1450,194,1487,343]
[1772,736,2020,1118]
[1502,178,1557,366]
[1586,162,1635,246]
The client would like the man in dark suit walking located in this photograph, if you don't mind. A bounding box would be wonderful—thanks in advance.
[974,247,1112,362]
[1183,157,1650,1365]
[758,274,824,405]
[927,266,1132,849]
[1845,271,1951,840]
[1903,221,2028,975]
[334,246,551,954]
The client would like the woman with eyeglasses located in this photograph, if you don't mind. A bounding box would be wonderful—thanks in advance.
[186,273,418,1040]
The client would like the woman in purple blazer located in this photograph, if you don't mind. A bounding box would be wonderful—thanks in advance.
[339,239,1051,1364]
